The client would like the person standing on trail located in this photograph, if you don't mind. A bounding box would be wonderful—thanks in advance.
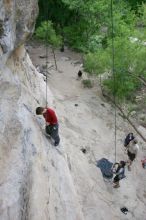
[126,138,139,171]
[77,70,82,78]
[36,107,60,146]
[112,161,126,188]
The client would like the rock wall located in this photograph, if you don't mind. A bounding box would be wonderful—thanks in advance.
[0,1,84,219]
[0,45,83,220]
[0,0,38,66]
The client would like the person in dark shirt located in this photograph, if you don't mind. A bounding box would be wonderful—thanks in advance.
[77,70,82,78]
[36,107,60,146]
[124,133,135,147]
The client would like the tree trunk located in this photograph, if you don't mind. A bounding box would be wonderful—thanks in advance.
[102,91,146,143]
[52,48,57,70]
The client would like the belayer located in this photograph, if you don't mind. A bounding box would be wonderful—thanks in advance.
[126,138,139,171]
[112,161,126,188]
[36,106,60,146]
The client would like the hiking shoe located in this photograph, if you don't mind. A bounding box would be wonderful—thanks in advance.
[121,207,128,215]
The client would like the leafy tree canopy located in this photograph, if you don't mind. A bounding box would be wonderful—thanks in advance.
[36,0,146,101]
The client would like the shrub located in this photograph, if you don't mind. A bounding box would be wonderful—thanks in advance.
[35,21,62,48]
[82,79,93,88]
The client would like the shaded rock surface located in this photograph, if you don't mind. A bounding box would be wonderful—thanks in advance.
[0,0,38,66]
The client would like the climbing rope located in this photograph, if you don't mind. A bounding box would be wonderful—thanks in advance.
[43,0,49,108]
[110,0,117,163]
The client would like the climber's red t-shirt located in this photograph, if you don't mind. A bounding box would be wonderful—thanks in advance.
[43,108,58,125]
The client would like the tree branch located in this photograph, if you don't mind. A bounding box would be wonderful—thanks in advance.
[102,91,146,143]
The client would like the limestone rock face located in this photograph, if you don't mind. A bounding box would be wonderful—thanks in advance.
[0,0,38,66]
[0,45,84,220]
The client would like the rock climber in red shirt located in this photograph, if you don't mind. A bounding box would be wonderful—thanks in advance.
[36,106,60,146]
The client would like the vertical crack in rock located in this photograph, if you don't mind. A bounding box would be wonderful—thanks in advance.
[20,165,32,220]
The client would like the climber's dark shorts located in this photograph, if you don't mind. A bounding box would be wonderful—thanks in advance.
[127,151,136,161]
[46,123,60,145]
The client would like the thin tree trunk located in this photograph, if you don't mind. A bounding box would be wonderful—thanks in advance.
[99,74,104,94]
[102,91,146,143]
[52,48,57,70]
[128,71,146,87]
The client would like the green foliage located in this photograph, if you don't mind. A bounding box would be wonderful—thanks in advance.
[103,72,140,100]
[104,36,146,100]
[126,0,146,10]
[84,49,110,75]
[136,3,146,28]
[133,44,146,76]
[63,24,88,52]
[61,0,109,51]
[36,0,73,27]
[82,79,93,88]
[84,36,146,100]
[107,1,136,39]
[35,21,62,48]
[36,0,146,101]
[87,35,103,52]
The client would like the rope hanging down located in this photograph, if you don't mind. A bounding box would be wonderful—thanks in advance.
[43,0,49,108]
[110,0,117,162]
